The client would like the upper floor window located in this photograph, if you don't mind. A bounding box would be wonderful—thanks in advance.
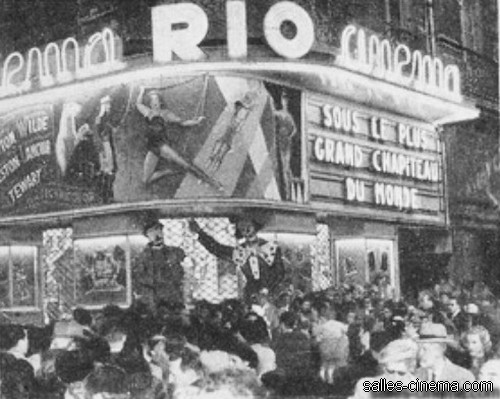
[461,0,484,54]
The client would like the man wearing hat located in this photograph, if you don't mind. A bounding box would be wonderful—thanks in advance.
[415,323,474,387]
[189,214,284,301]
[349,338,418,399]
[133,218,186,308]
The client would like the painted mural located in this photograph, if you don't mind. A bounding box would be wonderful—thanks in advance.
[0,74,302,216]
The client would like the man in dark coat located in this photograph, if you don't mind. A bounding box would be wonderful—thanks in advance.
[133,219,185,309]
[189,214,285,301]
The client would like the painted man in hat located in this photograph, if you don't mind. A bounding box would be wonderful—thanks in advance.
[188,215,285,301]
[415,323,474,387]
[133,218,186,308]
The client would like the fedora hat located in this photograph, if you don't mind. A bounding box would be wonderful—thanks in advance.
[417,323,455,344]
[377,339,418,365]
[464,303,480,315]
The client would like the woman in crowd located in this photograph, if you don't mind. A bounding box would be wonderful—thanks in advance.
[462,325,495,377]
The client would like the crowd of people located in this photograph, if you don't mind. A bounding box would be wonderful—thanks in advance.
[1,279,500,398]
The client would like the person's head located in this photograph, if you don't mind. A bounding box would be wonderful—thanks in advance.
[479,359,500,390]
[195,301,211,321]
[163,333,187,361]
[276,291,291,309]
[447,295,461,316]
[156,299,173,321]
[297,315,311,334]
[379,339,418,378]
[143,219,164,245]
[417,323,450,368]
[464,303,481,329]
[235,218,258,241]
[346,310,357,325]
[257,288,270,307]
[462,325,492,360]
[74,307,93,327]
[439,292,450,307]
[84,364,129,399]
[312,299,334,320]
[148,334,167,360]
[55,350,94,385]
[0,354,35,398]
[148,91,162,111]
[418,342,447,368]
[279,311,297,332]
[382,301,394,320]
[344,289,354,303]
[280,90,290,109]
[0,325,29,355]
[102,324,127,354]
[240,313,269,345]
[418,290,435,310]
[301,297,313,314]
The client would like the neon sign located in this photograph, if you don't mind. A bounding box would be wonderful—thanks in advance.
[151,2,462,103]
[338,25,461,101]
[0,28,124,98]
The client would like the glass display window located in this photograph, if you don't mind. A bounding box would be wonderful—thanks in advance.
[335,238,396,300]
[0,245,39,310]
[74,236,130,308]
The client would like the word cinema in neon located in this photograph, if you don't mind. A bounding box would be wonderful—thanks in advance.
[0,28,124,98]
[338,25,461,101]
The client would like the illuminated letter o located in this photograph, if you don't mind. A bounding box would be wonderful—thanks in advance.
[263,1,315,59]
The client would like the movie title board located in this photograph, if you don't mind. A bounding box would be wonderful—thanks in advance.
[0,105,54,208]
[307,93,446,225]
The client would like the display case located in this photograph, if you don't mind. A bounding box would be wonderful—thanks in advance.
[0,245,40,311]
[335,238,396,299]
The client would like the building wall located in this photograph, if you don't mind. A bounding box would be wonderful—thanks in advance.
[0,0,497,292]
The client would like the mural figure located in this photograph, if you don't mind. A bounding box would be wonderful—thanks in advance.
[133,218,186,308]
[56,102,85,177]
[273,90,297,200]
[207,100,251,172]
[65,123,101,187]
[95,95,118,203]
[136,86,224,191]
[189,214,285,301]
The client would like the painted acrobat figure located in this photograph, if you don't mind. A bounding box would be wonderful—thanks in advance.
[136,86,224,191]
[207,100,250,172]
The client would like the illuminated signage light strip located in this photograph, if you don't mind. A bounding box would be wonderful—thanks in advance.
[0,28,125,98]
[0,61,479,125]
[338,24,461,101]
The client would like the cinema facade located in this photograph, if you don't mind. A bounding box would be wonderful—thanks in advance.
[0,1,479,324]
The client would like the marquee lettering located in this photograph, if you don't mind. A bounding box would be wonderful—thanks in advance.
[0,28,124,98]
[338,24,461,101]
[151,3,462,102]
